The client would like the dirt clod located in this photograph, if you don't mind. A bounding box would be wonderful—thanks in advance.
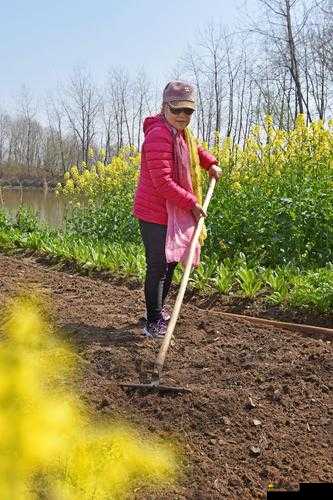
[273,389,282,401]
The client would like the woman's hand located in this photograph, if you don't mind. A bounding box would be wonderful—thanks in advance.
[208,164,222,181]
[191,202,207,223]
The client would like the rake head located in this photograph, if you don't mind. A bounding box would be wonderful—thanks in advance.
[119,381,192,394]
[119,369,192,394]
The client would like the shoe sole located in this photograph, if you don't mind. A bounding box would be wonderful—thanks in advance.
[142,327,165,339]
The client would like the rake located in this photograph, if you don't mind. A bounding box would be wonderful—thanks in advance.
[120,177,216,394]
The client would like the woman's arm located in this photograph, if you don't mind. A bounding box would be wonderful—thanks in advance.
[197,146,218,171]
[197,145,222,180]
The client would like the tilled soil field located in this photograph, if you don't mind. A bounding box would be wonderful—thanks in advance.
[0,253,332,499]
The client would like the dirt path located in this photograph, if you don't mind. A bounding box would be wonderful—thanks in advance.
[0,253,332,499]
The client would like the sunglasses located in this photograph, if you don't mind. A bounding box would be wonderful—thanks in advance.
[167,104,195,116]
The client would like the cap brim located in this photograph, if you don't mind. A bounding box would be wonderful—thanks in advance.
[169,100,196,110]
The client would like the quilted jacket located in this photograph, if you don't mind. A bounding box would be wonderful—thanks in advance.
[133,114,218,225]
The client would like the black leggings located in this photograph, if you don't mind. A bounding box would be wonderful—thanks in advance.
[139,220,177,322]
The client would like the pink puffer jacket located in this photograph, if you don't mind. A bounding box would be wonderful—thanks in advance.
[133,115,218,225]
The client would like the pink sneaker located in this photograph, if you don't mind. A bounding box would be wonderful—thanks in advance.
[161,305,171,321]
[143,318,167,338]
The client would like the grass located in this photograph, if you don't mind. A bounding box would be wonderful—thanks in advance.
[0,206,332,314]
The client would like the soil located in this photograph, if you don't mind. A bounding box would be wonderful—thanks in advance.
[0,253,332,499]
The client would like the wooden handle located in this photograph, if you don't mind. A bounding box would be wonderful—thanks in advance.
[154,177,216,376]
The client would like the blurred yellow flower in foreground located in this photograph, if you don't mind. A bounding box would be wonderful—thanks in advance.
[0,296,178,499]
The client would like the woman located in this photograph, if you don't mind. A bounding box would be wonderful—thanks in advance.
[133,80,222,338]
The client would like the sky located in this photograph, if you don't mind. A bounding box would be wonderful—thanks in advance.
[1,0,259,116]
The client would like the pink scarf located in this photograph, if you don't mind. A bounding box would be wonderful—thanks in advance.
[162,116,201,267]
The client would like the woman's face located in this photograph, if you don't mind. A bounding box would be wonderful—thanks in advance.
[164,104,193,131]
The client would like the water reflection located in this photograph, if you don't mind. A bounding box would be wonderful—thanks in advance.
[0,187,66,227]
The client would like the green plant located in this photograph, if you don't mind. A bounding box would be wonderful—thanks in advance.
[236,266,263,298]
[190,259,217,291]
[288,268,333,313]
[213,263,234,293]
[264,268,290,304]
[15,206,40,233]
[0,210,11,231]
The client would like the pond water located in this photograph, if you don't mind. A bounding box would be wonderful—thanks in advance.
[0,187,66,227]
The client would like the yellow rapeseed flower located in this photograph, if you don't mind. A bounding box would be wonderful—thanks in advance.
[0,296,178,498]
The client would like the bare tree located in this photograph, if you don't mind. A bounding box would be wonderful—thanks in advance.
[101,96,116,163]
[224,32,243,137]
[198,23,226,143]
[62,67,101,165]
[106,68,129,152]
[15,85,38,170]
[305,3,333,119]
[0,109,10,164]
[251,0,319,122]
[45,93,69,173]
[132,69,151,150]
[180,45,207,139]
